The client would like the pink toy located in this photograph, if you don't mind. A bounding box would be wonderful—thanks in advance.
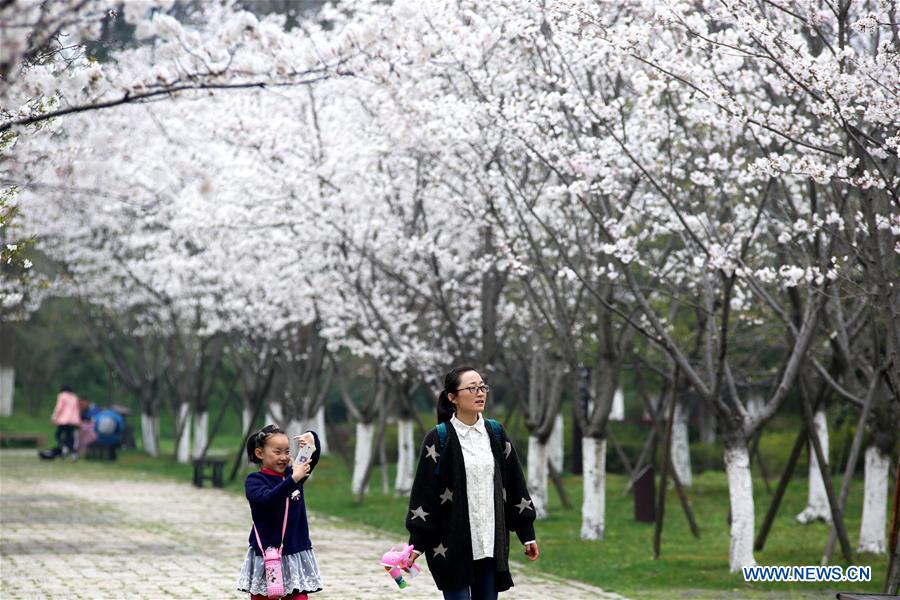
[381,544,421,589]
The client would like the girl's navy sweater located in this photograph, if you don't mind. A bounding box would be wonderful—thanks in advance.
[246,431,321,556]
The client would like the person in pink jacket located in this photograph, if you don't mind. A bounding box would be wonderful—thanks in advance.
[50,385,81,458]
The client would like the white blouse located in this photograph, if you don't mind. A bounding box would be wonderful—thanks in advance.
[450,414,496,560]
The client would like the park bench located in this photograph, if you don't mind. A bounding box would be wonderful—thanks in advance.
[0,433,48,448]
[835,595,898,599]
[192,458,226,488]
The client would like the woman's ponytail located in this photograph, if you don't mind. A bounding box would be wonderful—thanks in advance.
[435,365,478,425]
[436,390,455,424]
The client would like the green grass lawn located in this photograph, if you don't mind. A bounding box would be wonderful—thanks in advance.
[1,411,890,599]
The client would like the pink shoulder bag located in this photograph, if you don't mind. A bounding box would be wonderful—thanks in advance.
[253,498,290,599]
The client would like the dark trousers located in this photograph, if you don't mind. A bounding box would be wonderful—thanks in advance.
[442,558,497,600]
[54,425,77,455]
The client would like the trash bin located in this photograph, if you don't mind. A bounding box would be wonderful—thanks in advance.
[634,464,656,523]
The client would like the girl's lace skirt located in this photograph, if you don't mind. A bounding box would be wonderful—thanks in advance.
[236,547,323,596]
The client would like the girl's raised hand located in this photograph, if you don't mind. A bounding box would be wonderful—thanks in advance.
[294,432,315,449]
[291,458,311,483]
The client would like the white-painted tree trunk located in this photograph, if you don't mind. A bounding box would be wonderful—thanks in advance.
[699,404,716,444]
[314,405,329,454]
[267,401,283,427]
[287,418,303,455]
[610,387,625,421]
[296,408,328,454]
[746,394,764,420]
[671,400,692,488]
[394,419,414,496]
[858,445,889,554]
[642,394,660,420]
[527,435,549,519]
[175,402,192,464]
[242,404,253,438]
[140,412,160,457]
[796,409,831,524]
[192,410,208,459]
[580,437,606,540]
[0,365,13,416]
[724,442,757,572]
[351,422,374,495]
[548,414,564,474]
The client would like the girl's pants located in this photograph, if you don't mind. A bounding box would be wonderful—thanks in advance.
[442,558,497,600]
[54,425,77,455]
[250,593,307,600]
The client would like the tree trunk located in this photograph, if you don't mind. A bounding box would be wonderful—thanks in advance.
[0,364,13,417]
[192,410,208,460]
[140,411,160,457]
[175,402,192,464]
[747,394,764,420]
[572,367,591,474]
[725,439,757,571]
[351,422,374,496]
[699,401,716,444]
[0,324,14,416]
[379,430,389,495]
[580,436,607,540]
[394,418,414,497]
[884,459,900,593]
[859,444,889,554]
[796,409,831,524]
[609,387,625,421]
[671,399,692,488]
[267,401,283,427]
[548,414,564,474]
[314,405,329,454]
[527,435,549,519]
[642,393,660,420]
[242,402,253,438]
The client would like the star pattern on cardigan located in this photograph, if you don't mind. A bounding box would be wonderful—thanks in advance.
[426,444,439,462]
[515,497,534,514]
[410,505,430,521]
[439,488,453,504]
[433,542,448,558]
[504,441,512,459]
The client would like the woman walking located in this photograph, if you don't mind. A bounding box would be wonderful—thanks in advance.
[406,366,538,600]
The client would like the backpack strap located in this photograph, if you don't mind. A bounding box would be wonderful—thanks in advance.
[484,418,502,445]
[436,422,448,449]
[434,422,448,475]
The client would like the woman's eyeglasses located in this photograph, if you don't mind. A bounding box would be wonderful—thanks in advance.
[455,385,490,395]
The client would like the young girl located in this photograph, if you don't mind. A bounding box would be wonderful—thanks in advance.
[406,366,538,600]
[237,424,324,599]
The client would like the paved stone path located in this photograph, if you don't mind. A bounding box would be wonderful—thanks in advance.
[0,452,624,599]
